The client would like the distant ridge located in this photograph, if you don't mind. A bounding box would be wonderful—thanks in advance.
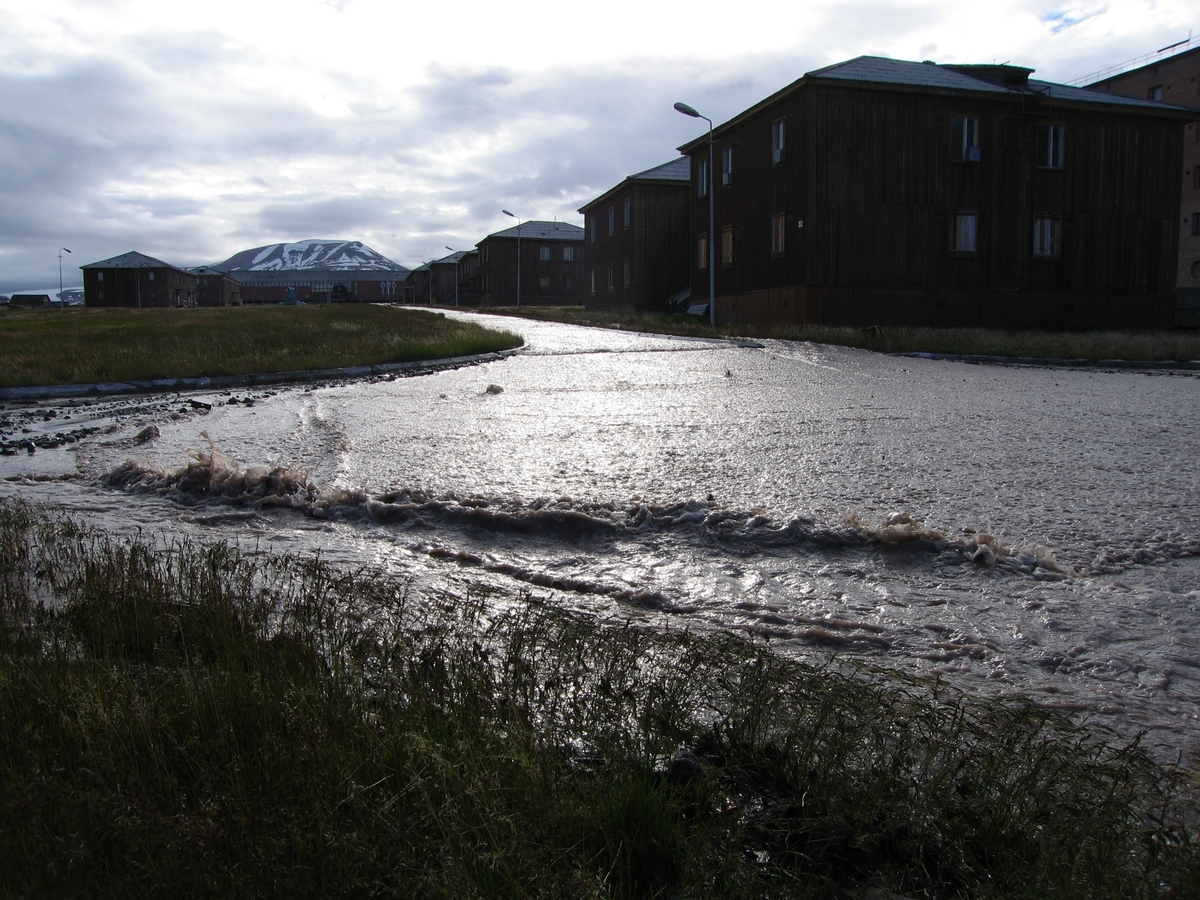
[212,240,409,275]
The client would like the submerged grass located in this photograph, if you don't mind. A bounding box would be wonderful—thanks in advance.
[0,304,522,388]
[487,306,1200,362]
[2,498,1198,899]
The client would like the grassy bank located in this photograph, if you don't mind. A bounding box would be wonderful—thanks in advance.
[485,306,1200,362]
[2,501,1197,899]
[0,305,522,388]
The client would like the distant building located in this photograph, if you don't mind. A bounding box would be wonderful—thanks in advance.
[8,294,53,309]
[81,252,197,308]
[191,267,241,307]
[578,158,691,312]
[1083,39,1200,326]
[404,250,480,305]
[677,56,1196,329]
[476,221,585,306]
[209,241,409,304]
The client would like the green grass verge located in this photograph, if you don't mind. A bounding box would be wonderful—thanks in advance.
[0,305,523,388]
[2,499,1197,899]
[484,306,1200,362]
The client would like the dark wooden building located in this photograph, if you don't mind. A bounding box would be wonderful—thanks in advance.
[191,267,241,307]
[678,56,1197,328]
[232,271,405,304]
[1083,40,1200,326]
[82,252,197,308]
[578,158,691,312]
[476,221,585,306]
[404,250,480,305]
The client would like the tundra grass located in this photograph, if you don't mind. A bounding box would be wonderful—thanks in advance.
[486,306,1200,363]
[0,305,522,388]
[1,499,1198,899]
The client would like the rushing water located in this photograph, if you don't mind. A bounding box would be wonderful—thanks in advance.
[3,312,1199,764]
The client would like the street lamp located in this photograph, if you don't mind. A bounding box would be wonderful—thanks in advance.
[58,248,71,308]
[502,209,522,309]
[674,101,716,326]
[445,246,460,307]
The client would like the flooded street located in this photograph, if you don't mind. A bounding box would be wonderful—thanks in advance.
[3,311,1199,764]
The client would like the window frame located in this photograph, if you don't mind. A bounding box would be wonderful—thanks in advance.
[623,197,631,228]
[1036,123,1065,170]
[607,207,615,237]
[1192,211,1200,237]
[771,118,785,166]
[721,224,734,268]
[607,263,614,292]
[1032,215,1063,259]
[722,145,733,186]
[949,211,978,255]
[562,246,574,262]
[770,212,786,257]
[623,257,631,289]
[697,233,708,270]
[950,116,980,162]
[697,157,709,197]
[538,245,550,261]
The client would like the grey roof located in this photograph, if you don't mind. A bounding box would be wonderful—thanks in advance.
[80,251,188,272]
[628,157,691,182]
[484,221,584,242]
[810,56,1197,112]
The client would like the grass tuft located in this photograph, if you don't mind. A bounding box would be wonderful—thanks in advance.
[1,498,1197,898]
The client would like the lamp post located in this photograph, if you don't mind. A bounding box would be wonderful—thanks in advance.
[674,102,716,326]
[58,248,71,307]
[445,246,460,307]
[502,209,522,308]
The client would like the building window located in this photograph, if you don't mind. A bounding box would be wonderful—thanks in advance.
[608,207,615,237]
[623,257,631,288]
[697,157,709,197]
[698,233,708,270]
[623,197,631,228]
[148,271,155,281]
[1193,167,1200,190]
[721,224,734,267]
[538,275,550,290]
[589,216,596,243]
[950,212,977,253]
[590,269,595,294]
[562,246,574,261]
[722,146,733,186]
[565,276,572,289]
[1037,123,1064,169]
[1192,212,1200,236]
[1149,85,1163,101]
[950,116,980,162]
[772,118,786,165]
[607,263,614,291]
[1033,216,1062,258]
[771,212,786,257]
[97,271,103,282]
[539,245,550,261]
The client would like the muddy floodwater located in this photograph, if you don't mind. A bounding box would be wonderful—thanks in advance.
[3,312,1199,765]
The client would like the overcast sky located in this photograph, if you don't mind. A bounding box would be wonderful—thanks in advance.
[0,0,1196,291]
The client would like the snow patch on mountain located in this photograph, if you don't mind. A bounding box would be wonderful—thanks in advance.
[213,240,407,273]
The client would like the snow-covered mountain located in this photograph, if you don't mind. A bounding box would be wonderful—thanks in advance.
[212,240,408,274]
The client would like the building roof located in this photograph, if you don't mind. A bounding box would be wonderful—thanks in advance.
[678,55,1198,152]
[578,157,691,213]
[482,221,585,242]
[80,251,191,273]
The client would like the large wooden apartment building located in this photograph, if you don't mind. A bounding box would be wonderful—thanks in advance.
[476,221,584,306]
[677,56,1197,328]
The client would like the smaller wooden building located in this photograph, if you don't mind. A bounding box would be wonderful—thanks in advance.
[191,267,241,307]
[404,250,480,305]
[578,158,691,312]
[7,294,53,309]
[476,221,585,306]
[82,252,197,308]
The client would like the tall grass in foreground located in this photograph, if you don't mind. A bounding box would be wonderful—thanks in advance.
[0,305,522,387]
[493,307,1200,362]
[1,500,1197,899]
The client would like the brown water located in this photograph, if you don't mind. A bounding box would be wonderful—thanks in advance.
[3,312,1199,764]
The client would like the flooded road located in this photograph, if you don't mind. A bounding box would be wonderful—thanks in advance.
[3,311,1199,764]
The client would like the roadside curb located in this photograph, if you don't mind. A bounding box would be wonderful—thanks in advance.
[0,348,522,404]
[891,351,1200,371]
